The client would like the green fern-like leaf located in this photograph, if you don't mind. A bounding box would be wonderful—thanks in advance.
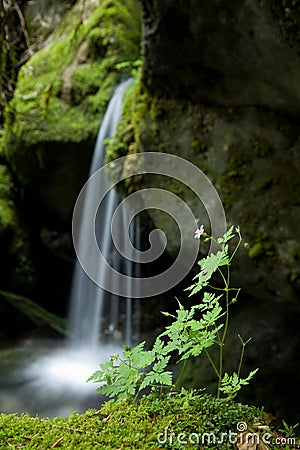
[188,249,229,296]
[217,225,236,244]
[140,371,173,390]
[152,355,171,373]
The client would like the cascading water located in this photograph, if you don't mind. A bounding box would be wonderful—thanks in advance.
[67,78,136,349]
[2,79,141,417]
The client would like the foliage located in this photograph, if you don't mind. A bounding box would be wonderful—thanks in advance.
[0,394,298,449]
[0,226,298,449]
[0,165,16,228]
[88,226,258,401]
[88,340,173,401]
[105,76,156,165]
[0,171,16,230]
[2,0,142,153]
[0,290,66,335]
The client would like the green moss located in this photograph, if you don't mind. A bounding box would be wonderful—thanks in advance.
[0,199,16,229]
[0,165,17,231]
[0,290,66,335]
[0,0,142,224]
[257,174,279,190]
[106,76,150,158]
[0,394,273,449]
[2,0,141,167]
[290,245,300,261]
[248,240,275,259]
[249,137,273,157]
[248,242,264,259]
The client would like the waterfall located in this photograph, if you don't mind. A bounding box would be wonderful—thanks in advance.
[67,78,137,350]
[12,79,139,417]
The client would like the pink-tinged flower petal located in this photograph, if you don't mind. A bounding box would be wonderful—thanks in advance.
[194,225,205,239]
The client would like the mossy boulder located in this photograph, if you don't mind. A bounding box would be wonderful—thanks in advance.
[106,0,300,307]
[140,0,300,115]
[104,1,300,420]
[0,0,141,319]
[107,79,300,420]
[0,394,273,449]
[108,79,300,305]
[2,0,141,222]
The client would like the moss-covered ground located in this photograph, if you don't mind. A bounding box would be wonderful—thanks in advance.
[2,392,295,449]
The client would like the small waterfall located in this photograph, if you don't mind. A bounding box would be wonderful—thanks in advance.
[68,78,137,350]
[4,79,140,418]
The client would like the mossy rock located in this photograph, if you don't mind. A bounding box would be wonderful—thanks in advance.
[0,394,277,449]
[140,0,300,115]
[106,76,300,308]
[2,0,141,221]
[0,165,17,233]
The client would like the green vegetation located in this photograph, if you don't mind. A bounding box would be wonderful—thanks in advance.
[1,226,297,448]
[2,0,142,180]
[0,291,66,335]
[0,0,143,267]
[0,1,298,447]
[88,227,258,402]
[84,226,299,449]
[105,76,151,163]
[0,394,274,449]
[248,240,275,259]
[0,227,298,449]
[0,165,17,231]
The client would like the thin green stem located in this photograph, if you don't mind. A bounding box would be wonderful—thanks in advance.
[229,231,242,262]
[216,235,242,395]
[208,235,223,250]
[217,267,227,286]
[237,346,245,378]
[217,263,230,397]
[237,334,252,377]
[222,295,230,342]
[175,359,187,390]
[204,349,220,379]
[208,284,226,292]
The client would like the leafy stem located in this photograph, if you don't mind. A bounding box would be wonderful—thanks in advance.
[204,348,220,379]
[88,225,258,403]
[229,226,242,262]
[175,359,187,390]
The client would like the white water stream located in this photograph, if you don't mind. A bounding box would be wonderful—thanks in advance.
[0,79,140,417]
[67,78,136,349]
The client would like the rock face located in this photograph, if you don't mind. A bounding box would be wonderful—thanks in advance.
[111,87,300,307]
[111,0,300,306]
[3,0,141,223]
[107,0,300,420]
